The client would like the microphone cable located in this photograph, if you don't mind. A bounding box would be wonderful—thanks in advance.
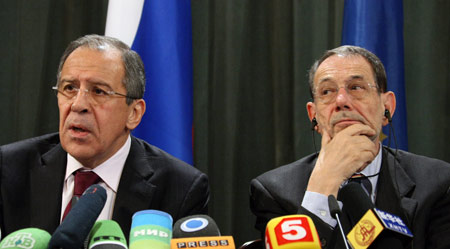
[386,115,412,234]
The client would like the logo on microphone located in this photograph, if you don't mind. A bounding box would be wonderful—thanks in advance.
[265,215,321,249]
[0,232,35,249]
[273,217,314,245]
[347,209,384,249]
[374,208,413,236]
[180,218,209,233]
[354,220,376,246]
[175,239,230,248]
[171,236,235,249]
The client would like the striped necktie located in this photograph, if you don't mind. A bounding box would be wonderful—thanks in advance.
[349,173,372,198]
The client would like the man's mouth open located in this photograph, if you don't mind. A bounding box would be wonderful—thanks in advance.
[69,125,90,137]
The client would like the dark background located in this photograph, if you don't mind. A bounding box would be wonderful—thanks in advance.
[1,0,449,245]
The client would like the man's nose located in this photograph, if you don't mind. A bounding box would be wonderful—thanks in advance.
[71,88,91,112]
[335,87,352,108]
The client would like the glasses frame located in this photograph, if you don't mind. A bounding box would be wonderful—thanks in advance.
[312,81,379,104]
[52,85,138,104]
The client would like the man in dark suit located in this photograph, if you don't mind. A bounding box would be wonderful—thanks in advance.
[0,34,209,238]
[250,46,450,249]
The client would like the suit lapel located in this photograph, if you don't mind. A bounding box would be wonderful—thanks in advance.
[29,143,67,232]
[112,137,156,237]
[375,147,417,229]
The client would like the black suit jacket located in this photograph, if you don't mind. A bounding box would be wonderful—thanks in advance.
[250,147,450,249]
[0,133,210,239]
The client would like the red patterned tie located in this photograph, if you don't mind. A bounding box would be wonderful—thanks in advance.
[62,170,101,220]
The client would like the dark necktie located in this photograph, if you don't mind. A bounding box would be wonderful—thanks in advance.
[349,173,373,199]
[62,170,101,220]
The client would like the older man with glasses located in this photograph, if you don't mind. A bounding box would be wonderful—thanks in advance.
[0,34,209,240]
[250,46,450,249]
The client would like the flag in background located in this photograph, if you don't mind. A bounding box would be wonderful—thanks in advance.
[342,0,408,151]
[105,0,194,164]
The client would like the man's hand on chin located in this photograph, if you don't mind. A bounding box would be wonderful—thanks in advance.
[306,124,378,197]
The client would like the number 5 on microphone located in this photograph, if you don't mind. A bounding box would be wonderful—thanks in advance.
[265,215,321,249]
[281,219,307,240]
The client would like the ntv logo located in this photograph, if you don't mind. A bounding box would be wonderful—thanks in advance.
[1,232,35,249]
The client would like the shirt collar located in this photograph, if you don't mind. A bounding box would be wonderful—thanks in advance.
[65,135,132,193]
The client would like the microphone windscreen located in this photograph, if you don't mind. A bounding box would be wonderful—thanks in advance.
[338,182,374,225]
[346,207,413,248]
[265,215,321,249]
[173,215,220,238]
[327,195,341,219]
[129,210,173,249]
[88,220,128,249]
[0,228,51,249]
[48,184,107,249]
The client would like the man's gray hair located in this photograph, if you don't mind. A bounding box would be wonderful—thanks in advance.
[56,34,145,105]
[308,45,387,99]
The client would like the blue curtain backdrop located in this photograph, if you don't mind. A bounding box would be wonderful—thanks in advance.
[131,0,194,164]
[342,0,408,150]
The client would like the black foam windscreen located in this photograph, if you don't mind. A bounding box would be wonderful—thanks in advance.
[337,182,375,226]
[328,195,342,220]
[384,109,392,122]
[172,214,220,238]
[311,117,318,131]
[48,184,107,249]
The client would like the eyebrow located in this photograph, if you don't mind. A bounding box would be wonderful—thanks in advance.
[346,75,365,82]
[59,78,77,84]
[59,78,113,89]
[317,75,366,84]
[317,77,334,84]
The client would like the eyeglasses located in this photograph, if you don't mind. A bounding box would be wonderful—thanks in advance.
[52,83,139,105]
[313,81,378,104]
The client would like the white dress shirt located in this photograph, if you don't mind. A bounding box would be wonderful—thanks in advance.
[60,135,131,222]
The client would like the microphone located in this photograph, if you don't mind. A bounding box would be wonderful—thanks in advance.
[173,215,220,238]
[0,228,50,249]
[265,215,321,249]
[88,220,128,249]
[338,182,374,226]
[48,184,107,249]
[328,195,350,249]
[171,215,234,249]
[129,210,173,249]
[339,183,413,248]
[347,208,413,248]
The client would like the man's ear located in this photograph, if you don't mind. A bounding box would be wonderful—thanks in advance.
[306,101,316,122]
[382,91,396,126]
[126,99,146,130]
[306,101,320,133]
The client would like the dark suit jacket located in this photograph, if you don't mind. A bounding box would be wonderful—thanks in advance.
[0,133,210,239]
[250,146,450,249]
